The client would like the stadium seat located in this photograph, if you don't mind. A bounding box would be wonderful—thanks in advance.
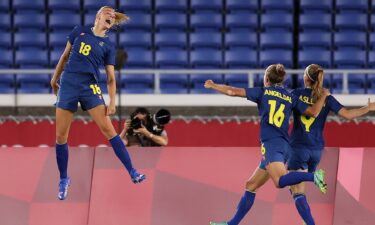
[336,0,368,12]
[190,74,223,93]
[49,32,69,48]
[49,12,81,30]
[261,0,294,12]
[119,0,151,12]
[190,0,222,12]
[299,13,332,31]
[121,74,154,92]
[50,48,64,66]
[0,74,15,93]
[17,74,50,93]
[155,31,187,48]
[227,1,258,12]
[190,49,223,68]
[155,0,187,12]
[370,14,375,30]
[368,51,375,68]
[14,13,46,30]
[124,48,153,68]
[190,31,222,49]
[299,31,331,49]
[0,50,14,68]
[160,74,189,93]
[334,31,367,49]
[14,31,46,49]
[226,12,258,30]
[259,50,293,68]
[119,31,151,48]
[155,49,188,68]
[261,13,293,31]
[160,88,188,94]
[225,31,257,49]
[155,13,187,31]
[0,13,11,30]
[108,33,117,47]
[300,0,332,12]
[335,13,367,31]
[260,32,293,49]
[298,49,331,68]
[0,0,9,12]
[225,74,249,88]
[123,13,152,30]
[84,13,96,26]
[15,49,48,68]
[0,32,11,48]
[191,12,222,31]
[225,49,258,68]
[13,0,44,12]
[334,49,366,68]
[370,32,375,49]
[48,0,80,12]
[83,0,116,12]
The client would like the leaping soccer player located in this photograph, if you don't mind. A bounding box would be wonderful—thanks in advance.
[50,6,145,200]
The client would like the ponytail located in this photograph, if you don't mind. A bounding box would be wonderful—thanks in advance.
[305,64,324,102]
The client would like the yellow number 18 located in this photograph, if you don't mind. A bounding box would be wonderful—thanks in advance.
[79,42,91,56]
[268,100,285,128]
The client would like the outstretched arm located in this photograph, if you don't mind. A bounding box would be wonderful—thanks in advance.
[204,80,246,97]
[338,98,375,120]
[303,89,330,118]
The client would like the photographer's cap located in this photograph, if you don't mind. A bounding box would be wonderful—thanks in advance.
[153,109,171,125]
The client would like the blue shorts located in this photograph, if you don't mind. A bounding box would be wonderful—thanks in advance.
[287,145,323,173]
[259,137,291,170]
[56,72,105,112]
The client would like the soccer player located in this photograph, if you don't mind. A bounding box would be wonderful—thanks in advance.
[50,6,145,200]
[205,64,329,225]
[288,64,375,225]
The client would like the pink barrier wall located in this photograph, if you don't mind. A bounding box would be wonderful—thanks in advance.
[1,147,373,225]
[1,120,375,147]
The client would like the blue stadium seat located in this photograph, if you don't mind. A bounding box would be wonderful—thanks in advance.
[84,13,96,26]
[155,0,187,12]
[49,32,69,48]
[13,0,44,12]
[124,13,152,30]
[190,74,223,93]
[160,74,189,93]
[299,31,331,49]
[0,0,9,12]
[108,33,117,47]
[49,13,81,30]
[155,13,187,31]
[14,31,46,49]
[14,13,45,30]
[49,0,80,12]
[261,0,294,12]
[119,0,151,12]
[336,0,368,12]
[370,32,375,49]
[336,13,367,31]
[334,31,366,49]
[124,49,153,68]
[0,50,13,68]
[17,74,50,93]
[368,51,375,68]
[0,13,11,30]
[155,31,187,48]
[371,14,375,30]
[83,0,116,12]
[15,49,48,68]
[190,31,222,49]
[225,74,249,88]
[300,0,332,12]
[259,50,293,68]
[0,33,11,48]
[0,74,15,93]
[225,31,257,49]
[298,49,331,68]
[191,0,222,12]
[190,49,222,68]
[191,12,222,31]
[225,49,257,68]
[119,31,151,48]
[260,32,293,49]
[50,48,64,66]
[299,13,332,31]
[121,74,154,92]
[227,1,258,12]
[334,49,366,68]
[160,88,188,94]
[155,49,188,68]
[226,12,258,30]
[261,13,293,31]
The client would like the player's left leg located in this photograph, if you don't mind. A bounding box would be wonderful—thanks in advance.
[87,105,145,183]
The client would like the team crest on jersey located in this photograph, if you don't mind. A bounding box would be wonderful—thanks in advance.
[80,32,85,36]
[99,41,104,46]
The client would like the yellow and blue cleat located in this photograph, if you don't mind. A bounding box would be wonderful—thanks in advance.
[313,169,327,194]
[58,177,71,200]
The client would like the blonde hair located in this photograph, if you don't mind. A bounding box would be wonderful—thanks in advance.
[96,6,129,26]
[265,64,286,85]
[305,64,324,102]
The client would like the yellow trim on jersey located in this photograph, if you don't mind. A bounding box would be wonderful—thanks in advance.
[264,89,292,103]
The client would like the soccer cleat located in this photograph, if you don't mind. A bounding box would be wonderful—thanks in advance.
[209,222,228,225]
[313,169,327,194]
[130,169,146,184]
[58,177,71,200]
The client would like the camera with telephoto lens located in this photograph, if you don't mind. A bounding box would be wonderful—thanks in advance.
[130,117,143,129]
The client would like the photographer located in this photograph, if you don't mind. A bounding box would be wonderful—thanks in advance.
[120,107,171,147]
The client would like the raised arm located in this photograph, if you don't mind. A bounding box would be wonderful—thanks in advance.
[338,98,375,120]
[303,88,330,118]
[204,80,246,97]
[50,41,72,95]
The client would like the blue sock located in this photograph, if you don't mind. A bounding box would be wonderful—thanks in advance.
[227,191,256,225]
[278,172,314,188]
[294,194,315,225]
[56,143,68,179]
[109,135,134,174]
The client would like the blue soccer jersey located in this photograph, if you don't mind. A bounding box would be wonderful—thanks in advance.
[246,86,309,143]
[64,25,116,81]
[290,88,343,149]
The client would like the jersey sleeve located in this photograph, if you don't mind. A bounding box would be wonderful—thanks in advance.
[327,95,344,114]
[104,45,116,66]
[292,93,309,114]
[67,25,81,45]
[245,87,263,103]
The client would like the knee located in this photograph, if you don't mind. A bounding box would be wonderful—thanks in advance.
[56,132,68,144]
[245,180,258,192]
[100,124,116,139]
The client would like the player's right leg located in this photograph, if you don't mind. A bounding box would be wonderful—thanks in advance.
[210,167,269,225]
[55,108,74,200]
